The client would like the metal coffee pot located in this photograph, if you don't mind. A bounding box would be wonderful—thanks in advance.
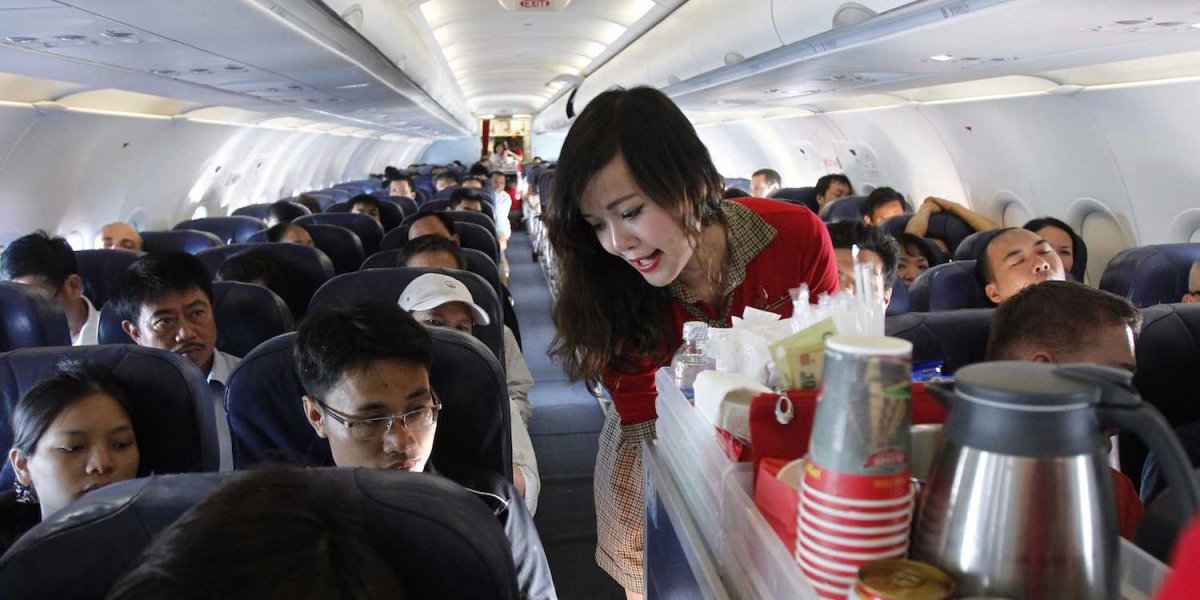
[912,362,1200,599]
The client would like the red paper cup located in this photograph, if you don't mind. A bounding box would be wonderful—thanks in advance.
[799,507,912,541]
[800,496,913,527]
[797,518,910,552]
[796,553,858,586]
[797,534,908,565]
[803,460,912,501]
[796,543,863,578]
[801,482,915,512]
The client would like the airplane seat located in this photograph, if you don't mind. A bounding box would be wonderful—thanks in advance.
[885,308,993,375]
[886,278,909,316]
[197,244,335,318]
[140,230,224,254]
[724,176,751,191]
[304,193,337,211]
[1133,468,1200,562]
[362,247,503,305]
[1099,244,1200,308]
[381,221,500,264]
[0,282,70,351]
[75,249,140,308]
[173,217,266,245]
[294,213,384,256]
[246,224,365,275]
[324,198,404,232]
[226,327,511,480]
[309,267,504,365]
[0,469,519,600]
[385,195,419,217]
[537,170,555,203]
[906,260,991,312]
[819,195,868,223]
[97,281,293,357]
[953,229,1004,262]
[879,213,974,256]
[319,188,352,203]
[406,205,497,232]
[414,188,430,205]
[414,176,436,200]
[0,344,220,489]
[231,201,311,221]
[421,197,497,216]
[770,187,819,213]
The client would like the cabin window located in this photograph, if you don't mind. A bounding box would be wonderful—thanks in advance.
[65,231,85,251]
[192,205,209,219]
[1079,209,1131,287]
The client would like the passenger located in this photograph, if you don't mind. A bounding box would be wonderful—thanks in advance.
[532,156,544,165]
[826,221,899,307]
[976,227,1066,304]
[0,231,100,345]
[490,141,520,171]
[1024,217,1088,282]
[397,272,540,514]
[462,176,486,189]
[2,361,138,552]
[294,303,556,599]
[542,86,839,598]
[350,194,383,223]
[294,194,323,215]
[434,172,459,192]
[750,168,782,198]
[408,211,460,245]
[895,232,942,287]
[99,222,143,252]
[387,174,415,198]
[468,163,490,178]
[722,187,750,199]
[491,170,514,252]
[265,222,315,246]
[265,200,306,227]
[450,188,487,214]
[215,249,291,304]
[984,280,1143,538]
[1184,260,1200,304]
[905,196,998,254]
[430,166,448,177]
[814,173,853,209]
[862,187,910,225]
[106,469,415,599]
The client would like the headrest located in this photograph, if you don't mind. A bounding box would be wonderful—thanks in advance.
[885,308,993,375]
[1133,303,1200,428]
[294,213,384,256]
[422,197,497,216]
[304,193,337,211]
[0,345,220,489]
[431,187,495,206]
[819,195,867,223]
[226,328,510,478]
[196,244,335,318]
[247,224,366,275]
[0,282,69,351]
[770,187,819,213]
[319,188,352,203]
[309,267,503,364]
[74,249,140,309]
[362,247,502,303]
[1100,244,1200,308]
[172,217,266,245]
[953,229,1003,262]
[325,198,403,232]
[385,195,418,218]
[878,213,973,256]
[382,221,501,264]
[906,260,991,312]
[231,201,311,221]
[885,279,909,316]
[140,230,223,255]
[400,210,496,239]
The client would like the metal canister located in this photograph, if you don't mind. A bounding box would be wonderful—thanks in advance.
[852,560,954,600]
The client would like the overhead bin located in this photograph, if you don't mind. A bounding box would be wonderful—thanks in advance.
[772,1,914,45]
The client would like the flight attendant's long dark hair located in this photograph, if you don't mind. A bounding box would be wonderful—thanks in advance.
[544,86,725,382]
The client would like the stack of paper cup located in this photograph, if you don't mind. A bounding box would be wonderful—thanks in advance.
[797,335,914,599]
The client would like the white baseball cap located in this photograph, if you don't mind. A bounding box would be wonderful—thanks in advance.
[397,273,491,326]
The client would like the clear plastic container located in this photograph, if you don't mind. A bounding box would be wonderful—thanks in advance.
[671,321,717,401]
[1119,538,1170,600]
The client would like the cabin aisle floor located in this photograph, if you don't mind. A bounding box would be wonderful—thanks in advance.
[508,231,625,599]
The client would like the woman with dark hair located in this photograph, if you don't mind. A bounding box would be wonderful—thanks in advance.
[895,232,944,287]
[543,86,838,597]
[1,361,139,552]
[1024,217,1088,283]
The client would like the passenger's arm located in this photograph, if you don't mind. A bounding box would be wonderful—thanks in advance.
[510,400,540,515]
[930,196,998,232]
[905,197,941,237]
[504,327,534,427]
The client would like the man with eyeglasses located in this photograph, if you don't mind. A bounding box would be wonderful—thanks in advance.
[1182,260,1200,304]
[294,302,556,600]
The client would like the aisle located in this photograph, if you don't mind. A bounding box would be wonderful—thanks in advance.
[506,231,625,599]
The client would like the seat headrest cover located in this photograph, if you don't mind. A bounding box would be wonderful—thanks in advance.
[1100,244,1200,308]
[139,230,223,255]
[906,260,992,312]
[173,217,266,245]
[885,279,909,317]
[226,328,510,478]
[819,195,867,223]
[196,244,335,317]
[294,213,384,256]
[770,187,819,213]
[0,345,219,489]
[0,282,70,351]
[362,248,502,304]
[382,221,500,263]
[324,199,403,232]
[953,229,1003,262]
[74,250,141,309]
[385,196,418,218]
[885,308,994,374]
[1133,303,1200,427]
[925,212,975,254]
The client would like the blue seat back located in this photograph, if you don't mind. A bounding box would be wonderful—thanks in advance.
[231,201,310,221]
[406,207,496,234]
[303,193,337,211]
[324,199,403,232]
[886,279,909,316]
[880,212,975,255]
[246,224,365,275]
[0,283,69,351]
[0,470,517,600]
[819,195,867,223]
[906,260,992,311]
[140,230,223,255]
[197,244,335,318]
[1100,244,1200,308]
[173,217,265,245]
[319,188,352,203]
[381,221,500,264]
[414,175,435,199]
[0,345,220,489]
[74,249,140,309]
[771,187,819,213]
[885,308,993,375]
[294,213,384,256]
[953,229,1003,262]
[362,248,502,307]
[226,328,510,479]
[385,195,418,217]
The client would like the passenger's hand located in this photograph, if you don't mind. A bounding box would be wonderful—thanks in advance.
[921,197,943,213]
[513,463,527,496]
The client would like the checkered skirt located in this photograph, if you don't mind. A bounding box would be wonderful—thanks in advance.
[594,411,656,593]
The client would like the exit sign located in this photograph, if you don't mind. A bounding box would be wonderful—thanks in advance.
[497,0,573,9]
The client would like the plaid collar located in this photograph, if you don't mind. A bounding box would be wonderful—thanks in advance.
[667,201,777,323]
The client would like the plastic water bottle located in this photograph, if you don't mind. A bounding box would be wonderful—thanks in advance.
[671,321,716,402]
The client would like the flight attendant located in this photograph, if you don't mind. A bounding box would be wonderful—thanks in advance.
[543,86,838,598]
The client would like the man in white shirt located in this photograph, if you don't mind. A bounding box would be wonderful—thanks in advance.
[490,170,514,254]
[0,231,100,345]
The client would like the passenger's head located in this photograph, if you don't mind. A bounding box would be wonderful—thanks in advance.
[350,194,382,222]
[450,188,485,213]
[266,223,314,247]
[986,280,1140,371]
[266,201,307,227]
[216,250,289,301]
[111,252,219,374]
[99,222,143,252]
[977,228,1066,304]
[387,175,414,198]
[1,230,86,313]
[815,174,853,207]
[468,163,490,177]
[105,469,412,600]
[750,169,782,198]
[826,221,899,307]
[490,171,507,192]
[545,86,725,380]
[294,194,323,215]
[462,177,484,190]
[493,140,507,154]
[8,362,138,519]
[722,187,750,200]
[1024,217,1086,281]
[430,166,447,176]
[895,233,939,287]
[296,304,438,472]
[434,172,459,192]
[1185,260,1200,304]
[863,187,909,225]
[400,235,466,271]
[398,273,490,335]
[408,212,459,244]
[532,156,543,164]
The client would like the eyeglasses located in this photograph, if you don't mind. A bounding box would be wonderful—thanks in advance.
[315,396,442,441]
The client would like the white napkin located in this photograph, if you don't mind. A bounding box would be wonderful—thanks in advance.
[692,369,770,442]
